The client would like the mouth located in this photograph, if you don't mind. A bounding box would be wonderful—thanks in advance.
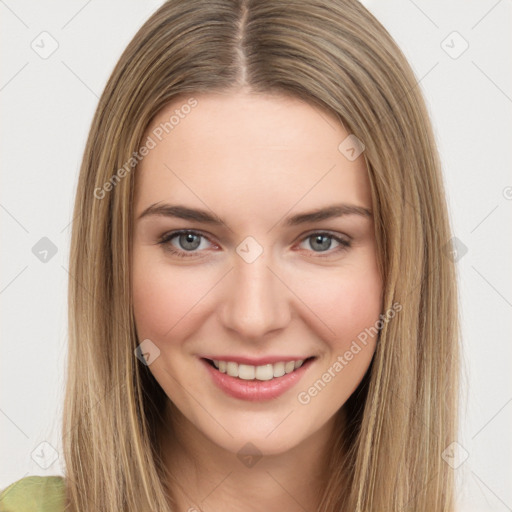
[202,357,316,381]
[200,356,316,401]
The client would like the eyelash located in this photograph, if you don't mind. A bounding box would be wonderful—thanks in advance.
[156,229,351,259]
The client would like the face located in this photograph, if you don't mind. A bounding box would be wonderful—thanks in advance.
[131,91,383,457]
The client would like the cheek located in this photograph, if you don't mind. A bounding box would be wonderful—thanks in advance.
[291,261,383,348]
[330,275,382,342]
[131,254,212,342]
[293,267,382,411]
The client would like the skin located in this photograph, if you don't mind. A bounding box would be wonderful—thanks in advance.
[131,91,383,511]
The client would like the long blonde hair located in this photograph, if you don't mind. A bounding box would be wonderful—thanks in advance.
[63,0,460,510]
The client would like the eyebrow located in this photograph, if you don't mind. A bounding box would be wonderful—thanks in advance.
[137,203,372,226]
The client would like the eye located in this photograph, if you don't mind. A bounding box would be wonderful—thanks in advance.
[157,230,215,257]
[157,229,351,259]
[297,232,351,256]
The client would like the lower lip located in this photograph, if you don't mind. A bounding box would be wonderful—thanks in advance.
[201,358,314,402]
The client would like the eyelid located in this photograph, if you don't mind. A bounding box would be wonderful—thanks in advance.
[295,229,351,244]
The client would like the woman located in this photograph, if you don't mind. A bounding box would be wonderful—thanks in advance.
[0,0,460,510]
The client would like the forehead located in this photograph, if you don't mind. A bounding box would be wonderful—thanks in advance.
[134,92,371,222]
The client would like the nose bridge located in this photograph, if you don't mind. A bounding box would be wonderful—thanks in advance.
[219,252,291,339]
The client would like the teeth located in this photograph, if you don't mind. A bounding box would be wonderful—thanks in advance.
[211,359,307,380]
[273,362,285,378]
[239,364,256,380]
[226,361,239,377]
[255,364,273,381]
[284,361,295,373]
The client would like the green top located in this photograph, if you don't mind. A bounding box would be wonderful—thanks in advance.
[0,476,66,512]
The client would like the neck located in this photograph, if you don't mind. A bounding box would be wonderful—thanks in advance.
[157,402,346,512]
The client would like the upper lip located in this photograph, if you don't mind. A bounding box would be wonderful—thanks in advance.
[201,355,314,365]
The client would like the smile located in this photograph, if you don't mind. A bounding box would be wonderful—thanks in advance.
[201,356,316,401]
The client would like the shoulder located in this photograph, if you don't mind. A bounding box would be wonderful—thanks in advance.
[0,476,66,512]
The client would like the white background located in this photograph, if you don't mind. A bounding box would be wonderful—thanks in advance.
[1,1,511,510]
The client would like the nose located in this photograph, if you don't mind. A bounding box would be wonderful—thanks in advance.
[218,253,292,340]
